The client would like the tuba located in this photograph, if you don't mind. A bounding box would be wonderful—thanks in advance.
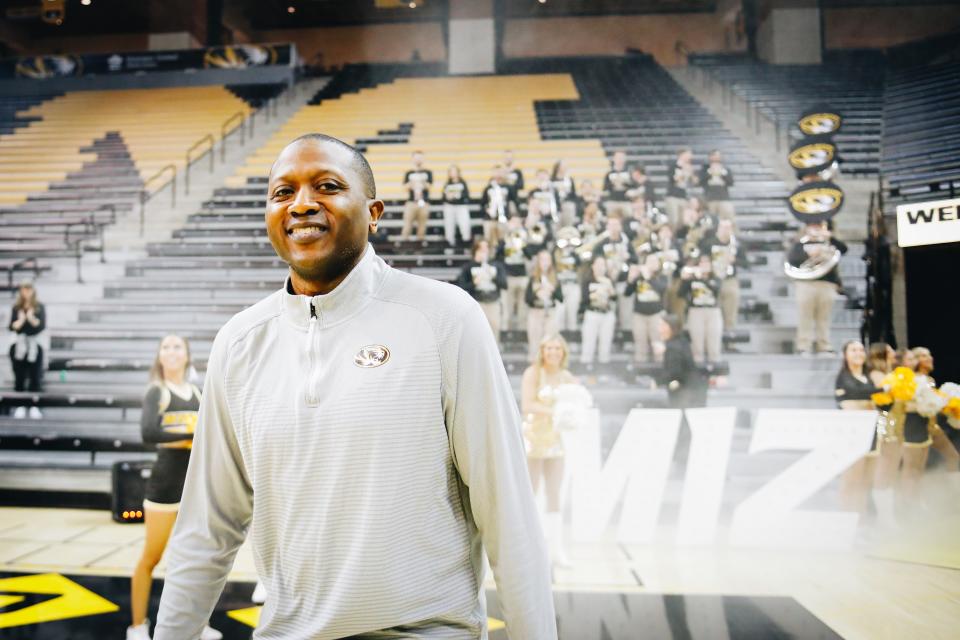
[784,235,842,280]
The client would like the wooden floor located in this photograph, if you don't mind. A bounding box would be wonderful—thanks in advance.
[0,506,958,639]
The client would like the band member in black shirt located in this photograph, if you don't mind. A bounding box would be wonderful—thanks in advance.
[525,250,564,362]
[579,255,618,367]
[504,149,524,198]
[480,165,517,245]
[400,150,433,241]
[625,165,653,214]
[457,238,507,347]
[679,255,723,364]
[664,147,697,228]
[592,214,637,331]
[787,222,847,356]
[657,314,707,408]
[603,150,634,219]
[498,216,534,333]
[551,159,578,227]
[441,164,471,246]
[528,169,560,225]
[553,226,583,331]
[698,218,741,333]
[625,254,668,363]
[699,149,735,221]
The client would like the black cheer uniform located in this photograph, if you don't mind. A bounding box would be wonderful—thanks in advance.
[141,383,201,506]
[835,369,880,452]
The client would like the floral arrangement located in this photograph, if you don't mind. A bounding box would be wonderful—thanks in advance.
[552,384,594,432]
[941,382,960,429]
[871,367,958,424]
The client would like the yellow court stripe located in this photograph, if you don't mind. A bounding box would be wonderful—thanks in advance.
[0,573,118,629]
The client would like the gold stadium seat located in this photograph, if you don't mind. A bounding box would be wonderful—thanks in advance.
[231,74,608,199]
[0,86,251,206]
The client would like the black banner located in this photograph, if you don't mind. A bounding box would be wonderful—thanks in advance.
[1,44,294,79]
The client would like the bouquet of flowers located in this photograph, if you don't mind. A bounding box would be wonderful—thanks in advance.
[940,382,960,429]
[871,368,957,441]
[552,384,594,432]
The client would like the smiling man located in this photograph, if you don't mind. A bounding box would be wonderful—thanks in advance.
[154,134,556,639]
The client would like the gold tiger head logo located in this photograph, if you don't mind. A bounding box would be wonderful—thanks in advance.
[799,113,841,135]
[354,345,391,368]
[789,143,835,169]
[790,188,843,215]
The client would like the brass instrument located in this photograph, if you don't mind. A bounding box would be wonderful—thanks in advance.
[527,221,548,246]
[578,230,608,262]
[783,234,842,280]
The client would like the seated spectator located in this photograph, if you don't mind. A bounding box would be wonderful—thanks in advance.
[7,280,46,419]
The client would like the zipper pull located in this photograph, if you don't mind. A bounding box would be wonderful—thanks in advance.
[310,302,317,319]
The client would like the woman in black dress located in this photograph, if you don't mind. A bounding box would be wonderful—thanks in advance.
[128,335,221,640]
[657,314,707,408]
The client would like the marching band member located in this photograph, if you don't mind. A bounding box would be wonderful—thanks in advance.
[602,150,634,219]
[787,221,848,356]
[579,255,618,367]
[497,216,533,333]
[521,334,577,567]
[528,168,560,225]
[457,238,507,347]
[553,226,583,332]
[698,149,735,221]
[551,159,578,227]
[592,214,637,332]
[626,164,653,213]
[625,253,668,364]
[441,164,470,246]
[699,218,741,333]
[664,147,698,228]
[479,164,517,245]
[679,254,723,364]
[576,179,602,218]
[400,150,433,241]
[525,250,564,362]
[503,149,525,201]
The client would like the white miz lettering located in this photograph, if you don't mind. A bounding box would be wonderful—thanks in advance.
[676,407,737,546]
[728,409,876,550]
[564,408,682,544]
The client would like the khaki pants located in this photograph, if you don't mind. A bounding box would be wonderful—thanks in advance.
[632,311,663,363]
[559,281,581,330]
[707,200,736,222]
[615,281,632,331]
[604,201,631,219]
[483,219,503,245]
[401,201,430,240]
[719,277,740,330]
[559,201,578,227]
[581,310,615,364]
[442,204,471,245]
[687,306,723,363]
[479,300,502,347]
[664,196,687,228]
[795,280,836,352]
[665,277,686,328]
[503,275,529,331]
[527,307,559,363]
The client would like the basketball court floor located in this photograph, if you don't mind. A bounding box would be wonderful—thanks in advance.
[0,501,957,639]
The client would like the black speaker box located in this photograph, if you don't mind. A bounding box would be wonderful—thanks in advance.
[111,460,153,524]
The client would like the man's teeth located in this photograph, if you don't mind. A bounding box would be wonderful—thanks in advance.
[290,226,326,237]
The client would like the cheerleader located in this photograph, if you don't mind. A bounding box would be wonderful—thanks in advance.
[579,255,617,367]
[912,347,959,472]
[441,164,471,246]
[525,250,564,362]
[456,238,507,346]
[834,341,880,516]
[128,335,221,640]
[895,347,931,510]
[867,342,899,526]
[522,334,577,567]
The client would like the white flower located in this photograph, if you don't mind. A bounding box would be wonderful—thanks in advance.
[553,384,594,431]
[939,382,960,398]
[914,383,947,418]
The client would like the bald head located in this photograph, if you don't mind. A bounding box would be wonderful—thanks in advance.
[271,133,377,198]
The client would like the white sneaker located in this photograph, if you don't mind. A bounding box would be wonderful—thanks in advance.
[12,406,26,419]
[126,619,150,640]
[251,581,267,604]
[200,624,223,640]
[28,406,42,420]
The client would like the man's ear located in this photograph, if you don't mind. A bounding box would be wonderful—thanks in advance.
[368,199,385,230]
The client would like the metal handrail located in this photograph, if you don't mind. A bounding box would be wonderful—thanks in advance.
[185,133,215,194]
[139,164,177,237]
[220,110,246,162]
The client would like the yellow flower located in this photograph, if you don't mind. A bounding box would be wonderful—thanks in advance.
[944,397,960,420]
[871,392,893,406]
[886,366,918,402]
